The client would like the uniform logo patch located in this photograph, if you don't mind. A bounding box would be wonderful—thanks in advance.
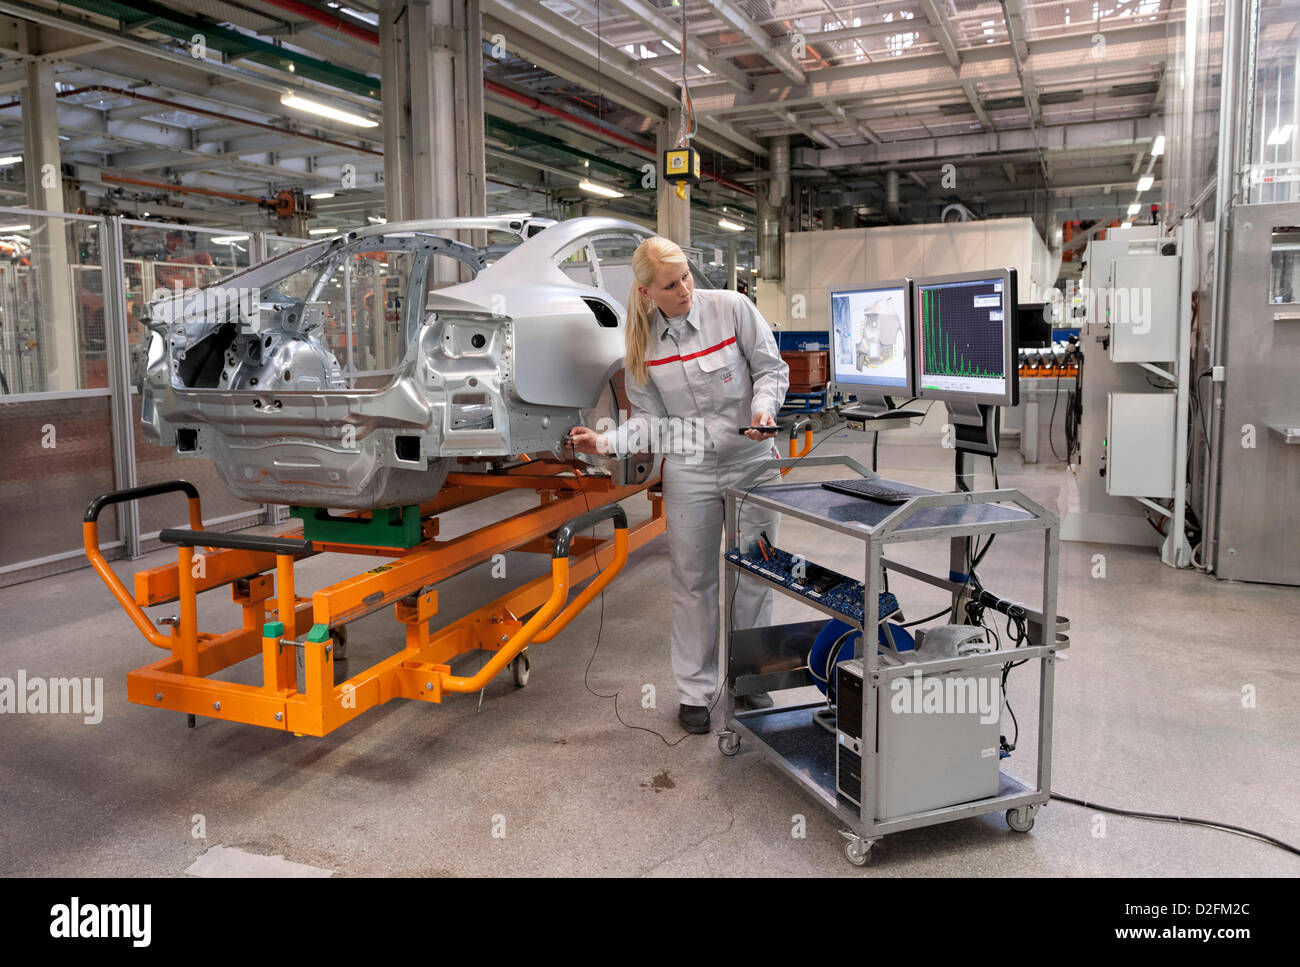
[719,368,735,384]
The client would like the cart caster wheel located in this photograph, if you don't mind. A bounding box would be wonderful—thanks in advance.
[717,731,741,756]
[1006,807,1035,833]
[511,650,531,688]
[330,626,348,661]
[843,837,872,867]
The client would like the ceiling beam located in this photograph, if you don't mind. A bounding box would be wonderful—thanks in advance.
[708,0,805,85]
[797,117,1162,169]
[606,0,750,93]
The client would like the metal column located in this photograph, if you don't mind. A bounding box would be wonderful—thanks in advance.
[21,29,77,392]
[380,0,487,273]
[101,216,140,557]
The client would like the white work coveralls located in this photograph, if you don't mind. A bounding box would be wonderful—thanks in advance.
[601,288,790,706]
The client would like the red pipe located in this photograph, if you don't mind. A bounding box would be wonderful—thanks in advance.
[485,80,753,196]
[100,174,264,204]
[259,0,381,46]
[486,79,654,156]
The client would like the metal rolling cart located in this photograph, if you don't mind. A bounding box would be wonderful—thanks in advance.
[717,454,1068,866]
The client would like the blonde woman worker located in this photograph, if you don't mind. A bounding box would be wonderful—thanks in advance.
[568,236,789,734]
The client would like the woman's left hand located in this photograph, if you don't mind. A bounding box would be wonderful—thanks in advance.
[744,411,777,442]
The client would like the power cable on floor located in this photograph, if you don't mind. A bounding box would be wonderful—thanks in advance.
[1048,793,1300,858]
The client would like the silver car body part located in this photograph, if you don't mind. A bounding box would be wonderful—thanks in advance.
[139,216,682,508]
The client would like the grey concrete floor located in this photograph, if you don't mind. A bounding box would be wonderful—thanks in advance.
[1,409,1298,877]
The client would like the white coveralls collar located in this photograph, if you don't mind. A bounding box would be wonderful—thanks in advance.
[656,298,702,339]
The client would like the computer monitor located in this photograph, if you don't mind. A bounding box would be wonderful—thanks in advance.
[1016,303,1051,348]
[913,269,1019,424]
[828,279,915,415]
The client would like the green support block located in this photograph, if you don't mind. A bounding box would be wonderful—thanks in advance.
[289,505,423,549]
[263,621,285,638]
[306,624,331,643]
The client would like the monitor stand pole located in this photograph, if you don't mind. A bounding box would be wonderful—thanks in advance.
[947,402,998,620]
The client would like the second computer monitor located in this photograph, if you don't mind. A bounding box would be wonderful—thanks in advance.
[913,269,1018,413]
[829,280,915,413]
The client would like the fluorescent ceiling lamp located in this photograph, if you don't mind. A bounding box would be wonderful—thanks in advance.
[1267,124,1295,146]
[281,93,378,128]
[0,155,22,166]
[1137,175,1154,191]
[0,223,29,231]
[663,40,680,53]
[367,215,386,224]
[718,218,746,232]
[1120,221,1133,230]
[308,227,337,235]
[309,190,335,199]
[751,268,758,274]
[210,235,249,244]
[1152,135,1166,156]
[1127,203,1140,215]
[579,179,624,199]
[697,64,711,74]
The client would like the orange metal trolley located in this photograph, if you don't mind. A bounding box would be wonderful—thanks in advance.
[83,462,666,737]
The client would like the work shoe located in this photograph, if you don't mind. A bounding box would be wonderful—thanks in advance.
[678,704,710,734]
[736,692,774,710]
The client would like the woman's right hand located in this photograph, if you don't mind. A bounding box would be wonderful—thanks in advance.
[566,425,606,455]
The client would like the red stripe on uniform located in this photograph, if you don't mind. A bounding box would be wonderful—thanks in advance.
[646,335,736,367]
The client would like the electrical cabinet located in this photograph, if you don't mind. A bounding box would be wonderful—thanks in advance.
[1106,392,1176,498]
[1108,254,1180,363]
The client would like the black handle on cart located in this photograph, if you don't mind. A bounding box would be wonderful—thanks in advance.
[84,479,200,523]
[159,528,315,556]
[552,505,628,558]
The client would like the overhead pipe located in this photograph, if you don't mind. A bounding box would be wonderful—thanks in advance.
[485,80,753,197]
[257,0,382,46]
[97,174,298,216]
[885,169,901,223]
[759,135,788,280]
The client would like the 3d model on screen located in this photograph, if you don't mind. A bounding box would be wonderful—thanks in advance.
[139,216,663,508]
[855,294,903,370]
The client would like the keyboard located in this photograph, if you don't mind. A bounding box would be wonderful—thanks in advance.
[820,477,931,503]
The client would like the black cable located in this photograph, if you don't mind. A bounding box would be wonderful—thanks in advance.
[1065,351,1083,463]
[1047,366,1065,462]
[898,604,952,628]
[1047,794,1300,858]
[566,383,701,746]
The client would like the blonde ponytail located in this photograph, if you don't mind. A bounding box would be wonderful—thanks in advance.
[625,236,688,385]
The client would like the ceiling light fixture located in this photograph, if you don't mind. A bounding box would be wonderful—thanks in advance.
[579,179,624,199]
[281,93,379,128]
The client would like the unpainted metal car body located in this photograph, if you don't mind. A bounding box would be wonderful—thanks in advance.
[140,216,683,507]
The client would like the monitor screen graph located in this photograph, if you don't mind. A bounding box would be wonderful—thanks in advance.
[829,283,911,393]
[915,274,1013,403]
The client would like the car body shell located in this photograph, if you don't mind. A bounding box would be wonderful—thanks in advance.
[140,215,676,507]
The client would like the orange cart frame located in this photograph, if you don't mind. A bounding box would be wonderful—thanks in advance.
[83,463,665,737]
